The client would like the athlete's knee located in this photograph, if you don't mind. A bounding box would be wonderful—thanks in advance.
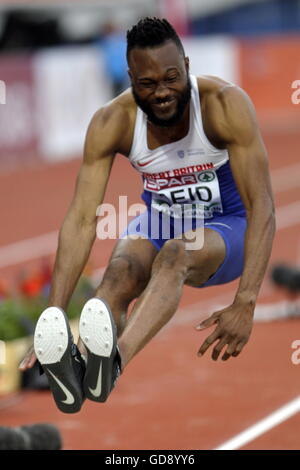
[153,239,187,276]
[184,241,225,287]
[102,254,148,294]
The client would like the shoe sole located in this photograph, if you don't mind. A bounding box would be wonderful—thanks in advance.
[79,298,117,402]
[34,307,83,413]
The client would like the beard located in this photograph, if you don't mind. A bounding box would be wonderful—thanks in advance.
[132,75,192,128]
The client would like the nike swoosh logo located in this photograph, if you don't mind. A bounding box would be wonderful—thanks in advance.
[137,159,155,167]
[88,361,102,397]
[48,370,75,405]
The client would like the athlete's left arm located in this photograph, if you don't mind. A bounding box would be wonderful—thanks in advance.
[223,86,276,304]
[197,85,276,361]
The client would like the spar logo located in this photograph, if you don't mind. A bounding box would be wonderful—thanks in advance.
[198,171,215,182]
[145,171,216,192]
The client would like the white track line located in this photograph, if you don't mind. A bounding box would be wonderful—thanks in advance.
[0,231,58,269]
[271,162,300,193]
[0,161,300,269]
[0,209,129,269]
[214,395,300,450]
[1,164,299,447]
[1,197,300,269]
[276,200,300,230]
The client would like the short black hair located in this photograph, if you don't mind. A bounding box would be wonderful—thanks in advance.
[126,17,185,62]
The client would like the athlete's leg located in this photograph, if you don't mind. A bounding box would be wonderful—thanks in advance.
[78,236,158,402]
[183,228,226,287]
[94,236,158,335]
[22,236,156,373]
[118,228,226,368]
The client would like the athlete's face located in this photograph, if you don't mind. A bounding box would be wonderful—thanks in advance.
[128,40,191,127]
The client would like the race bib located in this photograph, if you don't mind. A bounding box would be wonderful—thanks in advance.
[144,170,223,218]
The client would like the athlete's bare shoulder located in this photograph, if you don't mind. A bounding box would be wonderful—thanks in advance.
[197,75,232,95]
[196,75,259,146]
[86,88,137,158]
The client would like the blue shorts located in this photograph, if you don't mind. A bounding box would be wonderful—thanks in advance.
[121,209,246,288]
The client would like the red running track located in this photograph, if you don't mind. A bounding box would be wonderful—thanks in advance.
[0,127,300,449]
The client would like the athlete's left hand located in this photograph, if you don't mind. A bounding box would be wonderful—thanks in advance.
[196,303,254,361]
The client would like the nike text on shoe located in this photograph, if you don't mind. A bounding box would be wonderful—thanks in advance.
[34,307,86,414]
[79,298,121,403]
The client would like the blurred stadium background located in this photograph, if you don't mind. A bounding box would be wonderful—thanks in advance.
[0,0,300,450]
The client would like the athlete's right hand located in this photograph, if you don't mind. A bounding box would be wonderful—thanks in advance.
[19,345,37,371]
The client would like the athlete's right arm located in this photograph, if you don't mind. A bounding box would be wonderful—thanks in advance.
[19,103,128,370]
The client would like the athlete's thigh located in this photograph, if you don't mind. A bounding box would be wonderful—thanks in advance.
[183,227,226,287]
[107,235,158,288]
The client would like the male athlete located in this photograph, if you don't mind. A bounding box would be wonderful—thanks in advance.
[20,18,275,413]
